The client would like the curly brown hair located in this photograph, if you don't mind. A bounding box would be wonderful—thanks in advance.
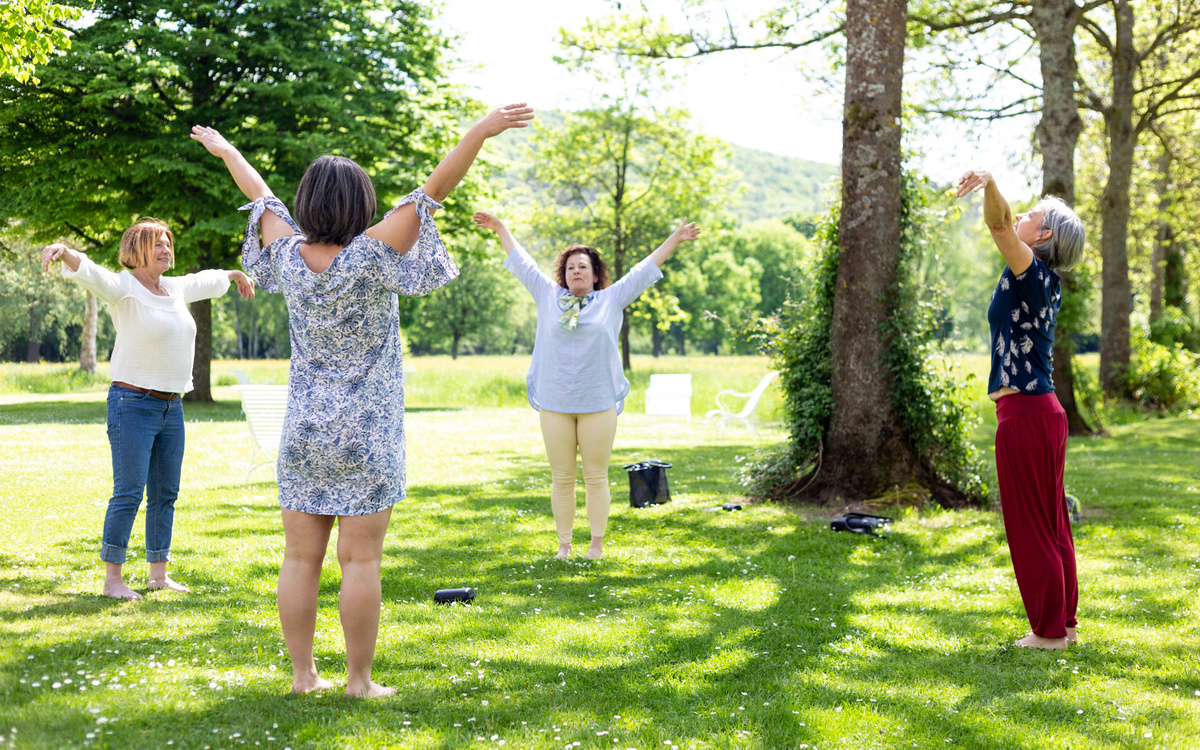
[554,245,610,291]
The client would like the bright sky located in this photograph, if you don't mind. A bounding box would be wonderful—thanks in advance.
[435,0,1040,199]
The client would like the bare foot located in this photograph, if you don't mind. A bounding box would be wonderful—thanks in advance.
[554,544,571,560]
[346,681,396,699]
[102,579,142,601]
[291,675,335,694]
[147,576,190,593]
[1066,627,1079,645]
[1015,633,1068,650]
[583,536,604,560]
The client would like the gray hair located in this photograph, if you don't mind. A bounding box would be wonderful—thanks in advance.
[1032,196,1085,271]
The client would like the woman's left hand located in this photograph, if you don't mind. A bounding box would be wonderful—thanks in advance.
[670,219,701,245]
[229,270,256,300]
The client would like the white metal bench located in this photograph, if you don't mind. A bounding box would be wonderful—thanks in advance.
[706,371,779,436]
[232,384,288,482]
[645,373,692,426]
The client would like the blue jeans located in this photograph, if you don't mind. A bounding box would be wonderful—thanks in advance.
[101,384,186,564]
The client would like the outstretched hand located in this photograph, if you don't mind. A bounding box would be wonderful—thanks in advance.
[955,169,993,198]
[190,125,235,158]
[472,211,504,232]
[40,243,71,272]
[670,219,701,244]
[471,104,535,139]
[228,270,256,300]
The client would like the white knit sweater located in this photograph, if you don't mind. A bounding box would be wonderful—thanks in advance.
[63,256,231,394]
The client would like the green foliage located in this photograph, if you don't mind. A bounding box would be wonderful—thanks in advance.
[884,175,986,500]
[725,144,839,223]
[725,219,814,317]
[0,236,87,362]
[745,175,986,501]
[0,0,80,83]
[1124,329,1200,411]
[741,199,839,494]
[1150,305,1200,353]
[0,0,467,273]
[404,249,518,358]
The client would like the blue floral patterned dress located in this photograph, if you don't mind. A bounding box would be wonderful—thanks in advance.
[239,189,458,516]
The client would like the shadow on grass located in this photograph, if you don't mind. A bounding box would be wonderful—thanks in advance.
[4,424,1199,748]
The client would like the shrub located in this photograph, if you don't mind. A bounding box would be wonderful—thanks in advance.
[1149,306,1200,353]
[1125,329,1200,411]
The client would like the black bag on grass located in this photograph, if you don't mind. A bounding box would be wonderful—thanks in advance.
[623,460,672,508]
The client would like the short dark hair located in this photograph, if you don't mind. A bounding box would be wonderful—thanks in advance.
[294,155,376,246]
[555,245,610,291]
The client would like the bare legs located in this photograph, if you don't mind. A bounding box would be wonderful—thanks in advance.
[279,510,336,693]
[337,510,395,698]
[278,508,394,697]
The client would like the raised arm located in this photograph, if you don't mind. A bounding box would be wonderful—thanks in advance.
[956,169,1034,275]
[42,243,126,304]
[190,126,294,248]
[472,211,518,255]
[365,104,534,254]
[648,219,701,268]
[41,243,83,273]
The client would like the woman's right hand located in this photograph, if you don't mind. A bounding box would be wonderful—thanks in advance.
[190,125,235,159]
[955,169,993,198]
[41,243,79,272]
[473,211,504,233]
[469,104,535,139]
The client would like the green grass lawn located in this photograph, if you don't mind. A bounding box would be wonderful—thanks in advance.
[1,356,1197,749]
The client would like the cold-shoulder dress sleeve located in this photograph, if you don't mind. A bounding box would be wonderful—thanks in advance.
[368,188,459,296]
[238,196,301,293]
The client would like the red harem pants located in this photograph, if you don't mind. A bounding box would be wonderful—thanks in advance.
[995,393,1078,639]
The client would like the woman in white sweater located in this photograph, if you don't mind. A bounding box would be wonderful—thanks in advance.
[42,221,254,600]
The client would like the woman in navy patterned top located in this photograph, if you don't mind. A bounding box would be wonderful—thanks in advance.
[192,104,533,697]
[957,169,1085,651]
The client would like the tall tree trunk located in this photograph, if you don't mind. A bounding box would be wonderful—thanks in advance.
[651,317,663,357]
[80,291,97,373]
[234,295,244,359]
[451,331,460,360]
[187,298,213,402]
[620,309,631,370]
[1032,0,1095,435]
[25,304,43,363]
[1164,241,1188,311]
[801,0,957,504]
[1098,0,1136,396]
[1150,150,1172,323]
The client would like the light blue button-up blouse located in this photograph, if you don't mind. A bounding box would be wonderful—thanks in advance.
[504,244,663,415]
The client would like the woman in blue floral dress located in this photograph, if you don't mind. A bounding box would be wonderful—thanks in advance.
[192,104,532,698]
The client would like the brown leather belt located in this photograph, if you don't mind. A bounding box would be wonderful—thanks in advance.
[112,381,181,401]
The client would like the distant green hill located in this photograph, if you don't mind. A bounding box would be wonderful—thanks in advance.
[477,110,838,225]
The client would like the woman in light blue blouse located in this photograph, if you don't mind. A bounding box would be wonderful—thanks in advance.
[473,211,700,560]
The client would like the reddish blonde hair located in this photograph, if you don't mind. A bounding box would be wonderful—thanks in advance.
[119,219,174,269]
[554,245,610,290]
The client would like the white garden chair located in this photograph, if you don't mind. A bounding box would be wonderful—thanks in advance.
[645,373,692,427]
[706,371,779,436]
[232,384,288,483]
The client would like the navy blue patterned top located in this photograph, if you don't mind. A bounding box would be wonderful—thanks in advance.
[987,256,1061,395]
[239,189,458,516]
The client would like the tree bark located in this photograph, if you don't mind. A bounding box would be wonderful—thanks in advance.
[651,318,663,357]
[451,331,460,360]
[186,298,213,402]
[1150,150,1172,323]
[1098,0,1136,396]
[25,304,42,363]
[798,0,958,505]
[80,291,97,373]
[1032,0,1095,435]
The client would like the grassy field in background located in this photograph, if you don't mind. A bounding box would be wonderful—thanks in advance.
[1,355,1198,749]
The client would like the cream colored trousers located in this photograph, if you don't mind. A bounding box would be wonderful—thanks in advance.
[538,407,619,545]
